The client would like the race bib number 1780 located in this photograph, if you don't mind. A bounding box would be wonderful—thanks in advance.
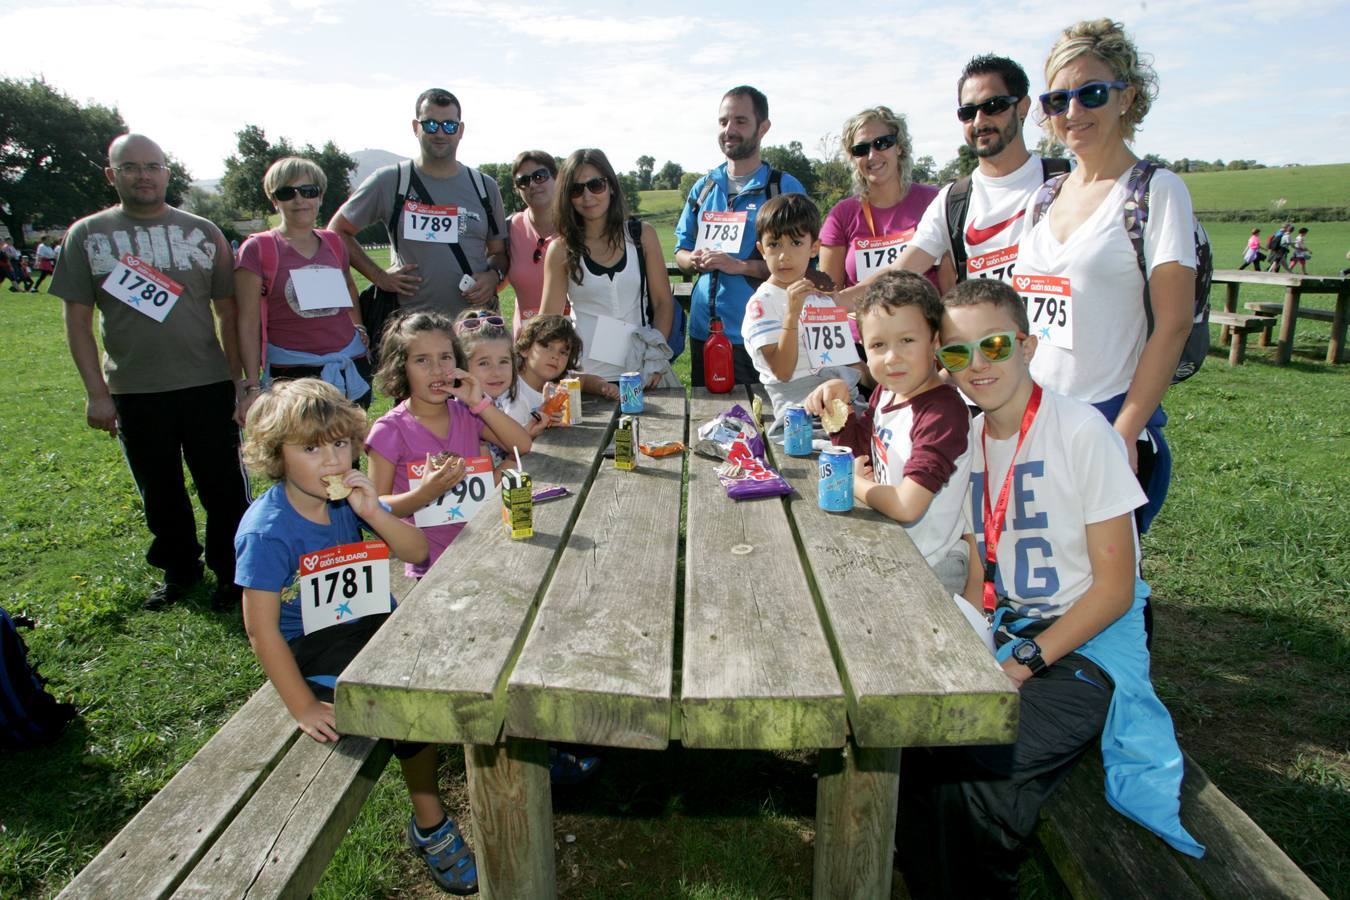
[1014,274,1074,350]
[101,255,183,323]
[297,541,391,636]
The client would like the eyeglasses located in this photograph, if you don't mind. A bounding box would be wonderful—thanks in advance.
[532,237,547,263]
[848,134,898,158]
[569,177,609,198]
[418,118,461,135]
[273,184,322,201]
[956,95,1021,122]
[1038,81,1128,117]
[454,314,506,334]
[514,167,551,188]
[113,163,167,176]
[936,331,1024,372]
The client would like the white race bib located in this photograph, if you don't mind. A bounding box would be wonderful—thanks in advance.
[403,200,460,244]
[800,305,860,369]
[586,314,638,369]
[297,541,391,635]
[693,211,747,254]
[1015,274,1074,350]
[852,229,914,282]
[289,266,352,311]
[101,255,183,323]
[410,456,494,527]
[966,245,1020,283]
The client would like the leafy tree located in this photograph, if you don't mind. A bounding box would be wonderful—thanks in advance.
[937,145,979,183]
[762,141,817,194]
[678,171,700,197]
[1034,136,1067,161]
[0,77,127,248]
[220,126,356,224]
[183,186,244,242]
[301,141,357,225]
[811,156,853,213]
[165,154,193,208]
[654,161,684,191]
[478,163,522,215]
[911,155,938,184]
[618,173,642,215]
[635,155,655,191]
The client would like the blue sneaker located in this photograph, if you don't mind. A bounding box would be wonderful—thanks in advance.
[548,747,601,785]
[407,815,479,895]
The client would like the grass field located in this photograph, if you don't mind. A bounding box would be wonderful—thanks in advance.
[2,198,1347,897]
[1180,163,1350,213]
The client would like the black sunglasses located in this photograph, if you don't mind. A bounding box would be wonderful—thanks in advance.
[273,184,321,201]
[514,167,551,188]
[418,118,461,135]
[848,134,898,158]
[956,95,1021,122]
[569,177,609,198]
[532,237,547,263]
[1039,81,1128,117]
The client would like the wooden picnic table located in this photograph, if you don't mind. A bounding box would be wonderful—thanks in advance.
[1212,269,1348,365]
[335,387,1015,898]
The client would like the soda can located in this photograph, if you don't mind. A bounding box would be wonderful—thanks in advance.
[619,371,644,414]
[818,446,854,513]
[614,415,640,471]
[501,469,534,539]
[561,376,583,425]
[783,404,813,457]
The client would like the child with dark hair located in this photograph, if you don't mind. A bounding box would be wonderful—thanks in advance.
[743,192,863,422]
[513,314,586,412]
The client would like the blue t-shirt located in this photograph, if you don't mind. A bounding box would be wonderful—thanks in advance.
[234,482,395,642]
[674,162,806,344]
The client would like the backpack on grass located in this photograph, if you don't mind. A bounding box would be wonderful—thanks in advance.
[1031,159,1213,384]
[1,607,76,751]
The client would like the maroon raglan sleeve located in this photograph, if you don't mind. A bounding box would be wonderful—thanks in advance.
[902,385,971,493]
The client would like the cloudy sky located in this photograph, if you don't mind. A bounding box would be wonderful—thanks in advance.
[6,0,1347,182]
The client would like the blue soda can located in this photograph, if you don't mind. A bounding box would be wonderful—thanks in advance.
[783,404,813,457]
[818,446,854,512]
[619,371,644,414]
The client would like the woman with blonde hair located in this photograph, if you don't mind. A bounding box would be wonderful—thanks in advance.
[819,106,946,292]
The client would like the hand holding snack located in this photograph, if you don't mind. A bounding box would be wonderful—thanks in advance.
[323,474,353,501]
[444,369,484,407]
[819,398,851,434]
[803,378,850,419]
[326,470,380,518]
[424,451,466,495]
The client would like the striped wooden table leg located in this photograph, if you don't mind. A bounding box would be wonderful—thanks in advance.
[465,737,555,900]
[812,735,902,900]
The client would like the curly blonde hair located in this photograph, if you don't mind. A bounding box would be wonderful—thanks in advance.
[1044,19,1157,142]
[839,106,913,197]
[242,378,368,480]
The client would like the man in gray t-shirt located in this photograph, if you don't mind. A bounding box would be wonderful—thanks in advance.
[331,87,508,319]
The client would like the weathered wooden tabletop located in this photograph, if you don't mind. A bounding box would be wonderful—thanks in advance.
[336,386,1015,899]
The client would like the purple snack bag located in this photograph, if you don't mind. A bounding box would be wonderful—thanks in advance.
[716,436,793,501]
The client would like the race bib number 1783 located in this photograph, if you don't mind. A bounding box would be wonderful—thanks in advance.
[694,211,746,254]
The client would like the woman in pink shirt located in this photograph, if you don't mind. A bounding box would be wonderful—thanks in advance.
[505,150,559,331]
[820,107,950,292]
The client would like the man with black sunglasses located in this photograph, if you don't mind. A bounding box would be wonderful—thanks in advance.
[843,56,1069,302]
[331,88,508,321]
[674,85,807,386]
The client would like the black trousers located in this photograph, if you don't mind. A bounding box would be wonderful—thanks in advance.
[688,337,759,389]
[113,381,251,584]
[897,648,1114,898]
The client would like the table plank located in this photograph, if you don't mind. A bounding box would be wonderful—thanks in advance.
[506,389,686,749]
[334,397,618,744]
[680,388,845,749]
[762,397,1018,749]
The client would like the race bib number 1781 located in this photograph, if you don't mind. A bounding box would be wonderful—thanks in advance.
[297,541,391,636]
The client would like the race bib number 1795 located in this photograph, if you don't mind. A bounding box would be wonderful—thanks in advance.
[1014,274,1074,350]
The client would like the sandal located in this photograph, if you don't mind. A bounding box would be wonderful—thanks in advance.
[549,747,601,785]
[407,815,478,895]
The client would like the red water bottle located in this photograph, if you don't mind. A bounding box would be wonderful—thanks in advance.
[703,316,735,393]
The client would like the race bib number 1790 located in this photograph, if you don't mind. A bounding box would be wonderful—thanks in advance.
[410,456,494,528]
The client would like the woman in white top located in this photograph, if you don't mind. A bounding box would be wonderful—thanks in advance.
[1016,19,1197,534]
[539,149,673,393]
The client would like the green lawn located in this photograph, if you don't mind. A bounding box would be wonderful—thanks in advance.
[1180,163,1350,214]
[2,239,1347,897]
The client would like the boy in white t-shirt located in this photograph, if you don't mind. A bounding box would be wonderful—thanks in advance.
[805,270,976,597]
[741,193,861,423]
[896,278,1198,896]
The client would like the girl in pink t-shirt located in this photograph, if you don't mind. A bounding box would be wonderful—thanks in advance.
[366,313,532,578]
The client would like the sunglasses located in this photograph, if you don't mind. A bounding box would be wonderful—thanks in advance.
[273,184,322,201]
[848,134,898,158]
[418,118,461,134]
[1038,81,1128,117]
[569,177,609,198]
[956,95,1021,122]
[936,331,1024,372]
[454,314,506,334]
[514,167,551,188]
[532,237,547,263]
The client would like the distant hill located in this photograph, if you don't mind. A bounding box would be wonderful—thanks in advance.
[1180,163,1350,216]
[351,148,408,188]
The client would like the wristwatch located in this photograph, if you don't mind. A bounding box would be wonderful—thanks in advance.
[1011,639,1048,676]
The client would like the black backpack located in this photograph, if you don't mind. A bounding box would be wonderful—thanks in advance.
[1030,159,1213,384]
[1,607,76,751]
[945,156,1072,282]
[627,218,686,360]
[1266,230,1282,250]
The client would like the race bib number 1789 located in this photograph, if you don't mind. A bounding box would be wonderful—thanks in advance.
[403,200,460,244]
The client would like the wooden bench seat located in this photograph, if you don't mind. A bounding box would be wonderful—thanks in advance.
[1246,300,1335,323]
[1037,749,1326,899]
[1209,311,1271,364]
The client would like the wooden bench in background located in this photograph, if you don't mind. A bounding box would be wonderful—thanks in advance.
[1212,269,1348,365]
[1208,310,1273,365]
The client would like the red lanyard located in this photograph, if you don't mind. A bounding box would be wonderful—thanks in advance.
[861,200,878,237]
[981,384,1043,612]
